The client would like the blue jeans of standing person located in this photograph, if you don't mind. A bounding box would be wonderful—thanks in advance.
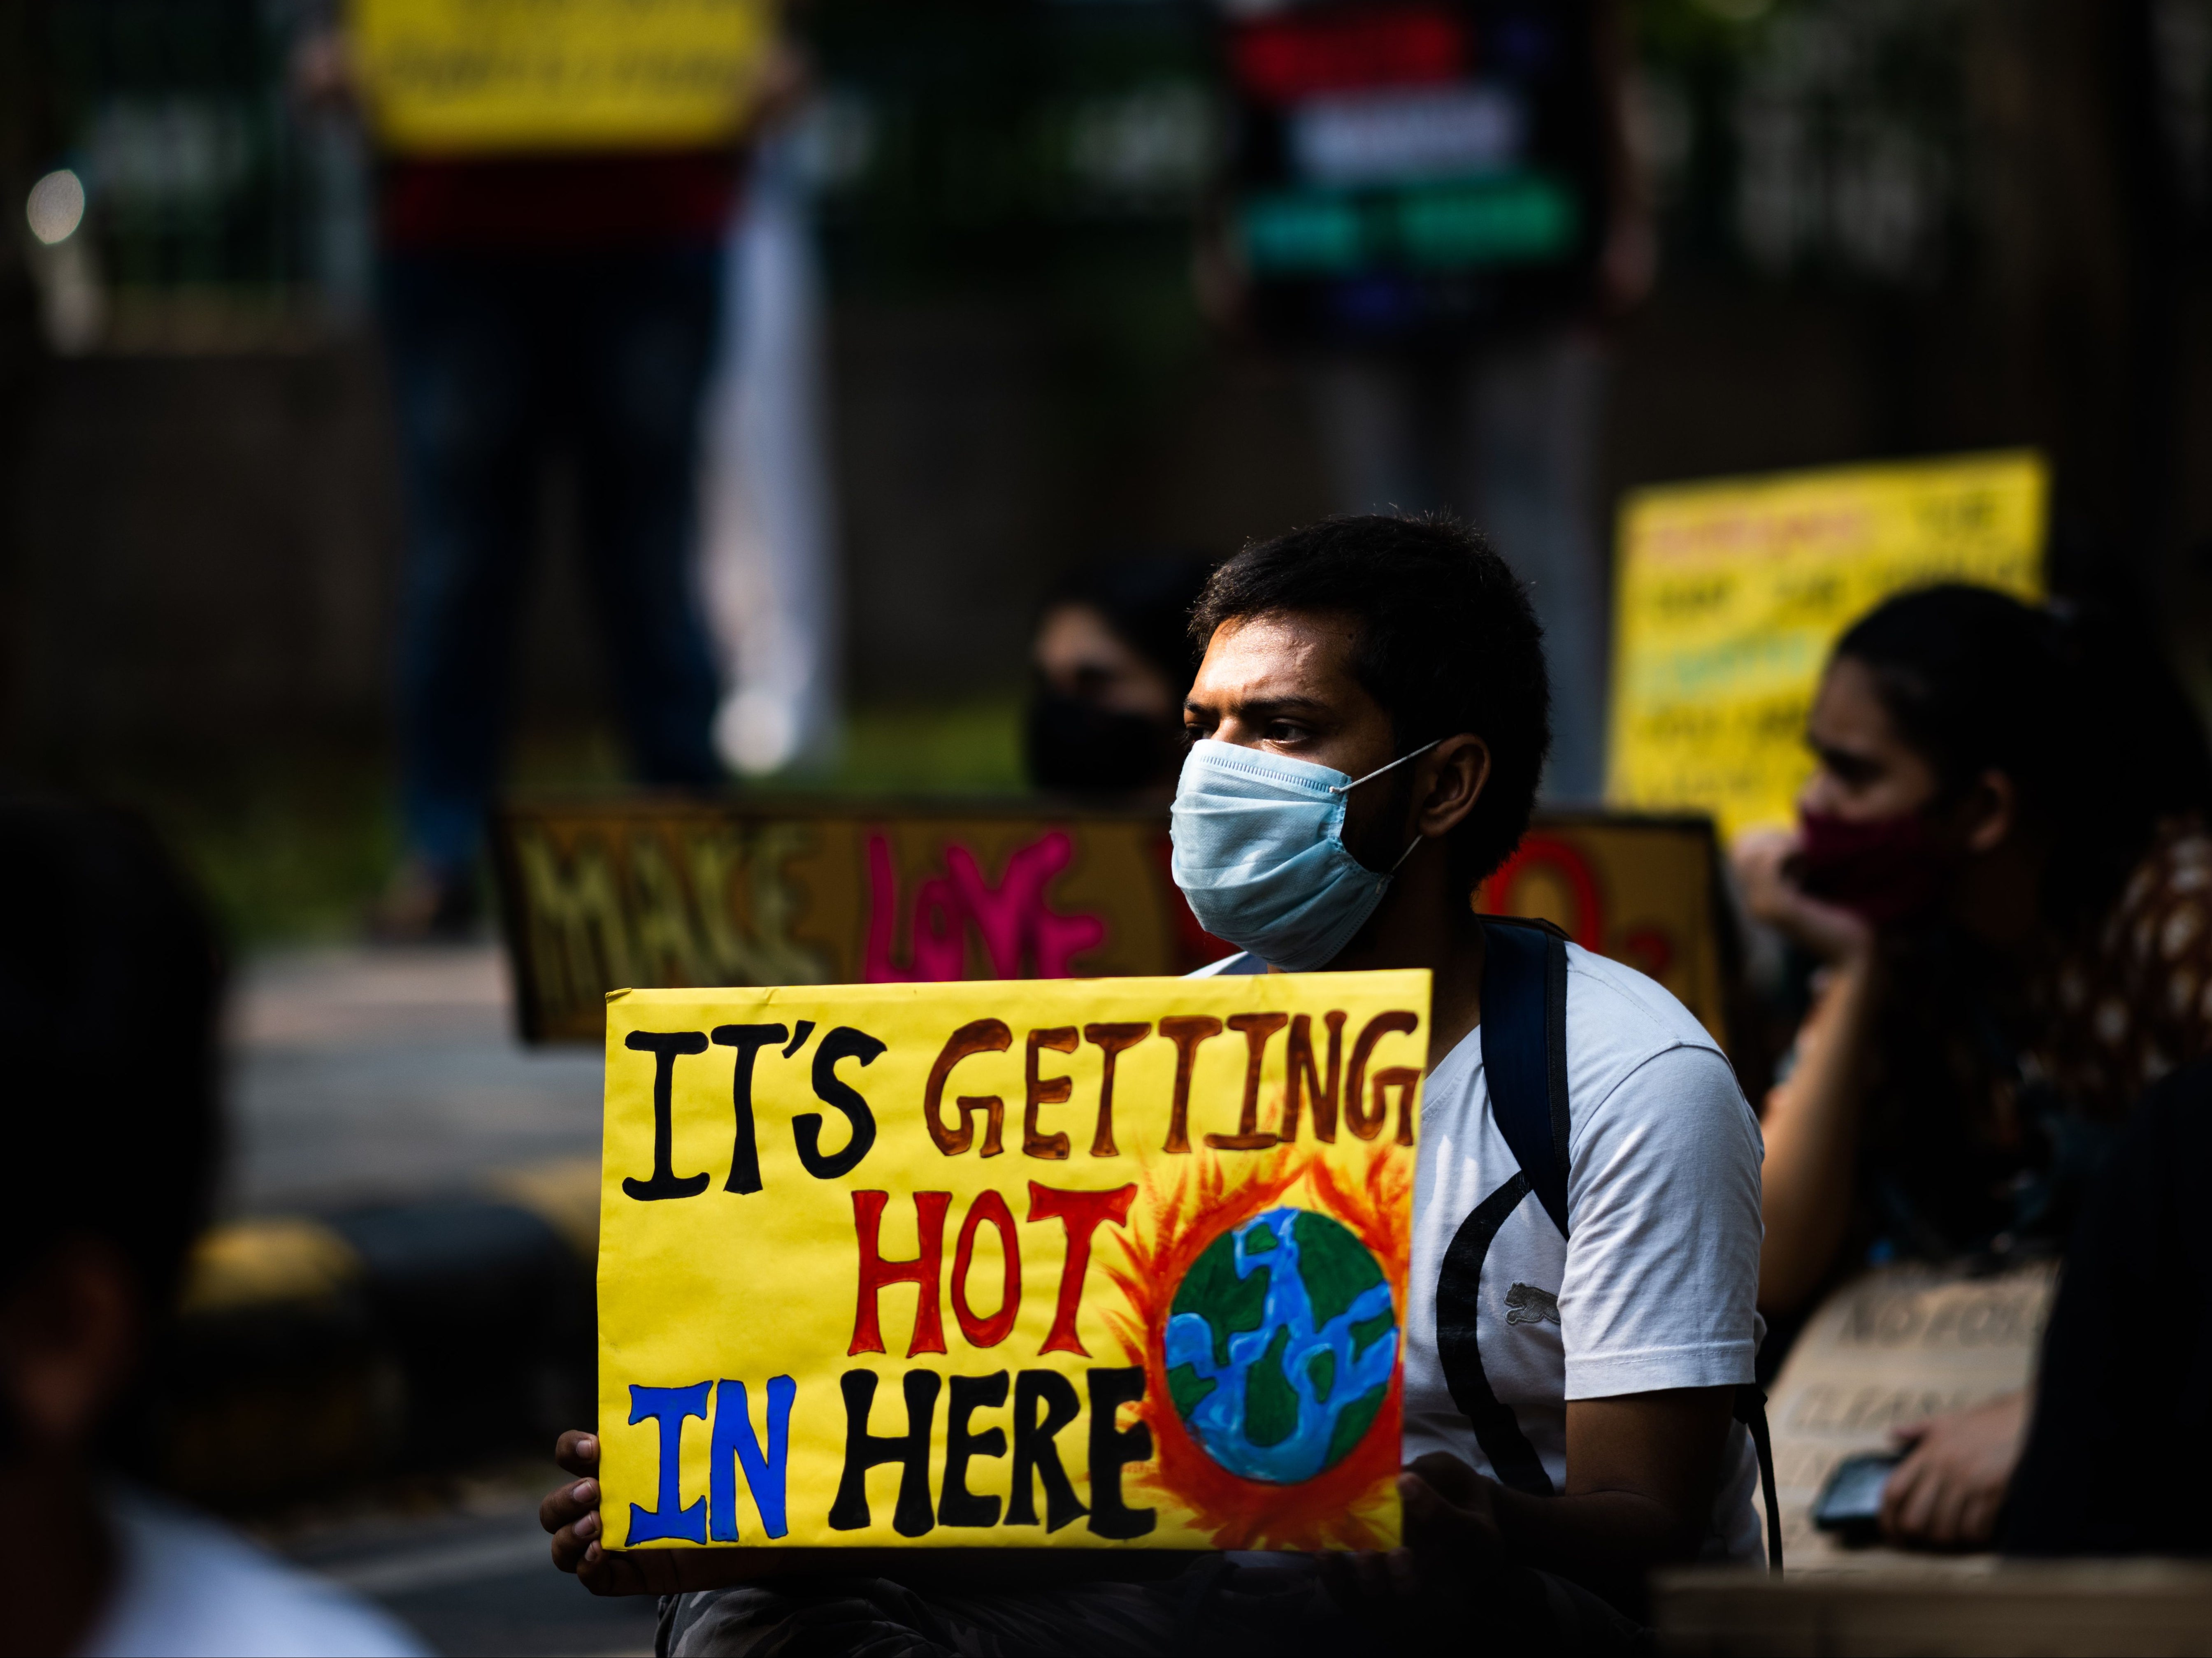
[382,246,726,880]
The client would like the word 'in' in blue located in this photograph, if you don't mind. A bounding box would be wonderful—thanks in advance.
[627,1377,795,1545]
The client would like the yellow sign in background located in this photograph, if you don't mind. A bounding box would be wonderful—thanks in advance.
[1607,451,2047,842]
[599,973,1427,1554]
[351,0,777,154]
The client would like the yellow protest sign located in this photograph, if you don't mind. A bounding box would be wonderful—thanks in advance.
[1607,451,2046,841]
[598,972,1427,1553]
[350,0,777,155]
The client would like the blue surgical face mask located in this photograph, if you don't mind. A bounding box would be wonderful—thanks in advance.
[1170,737,1440,972]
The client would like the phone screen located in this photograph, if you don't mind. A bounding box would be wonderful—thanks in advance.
[1813,1453,1901,1535]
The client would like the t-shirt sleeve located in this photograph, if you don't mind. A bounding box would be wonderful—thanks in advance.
[1557,1043,1764,1399]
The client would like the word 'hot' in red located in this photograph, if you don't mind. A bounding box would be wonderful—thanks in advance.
[847,1183,1137,1360]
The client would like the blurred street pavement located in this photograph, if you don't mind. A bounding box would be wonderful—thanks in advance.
[265,1466,661,1658]
[224,944,602,1216]
[223,943,652,1656]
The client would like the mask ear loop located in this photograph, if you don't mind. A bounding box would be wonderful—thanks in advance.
[1329,739,1445,887]
[1378,830,1426,885]
[1327,737,1443,796]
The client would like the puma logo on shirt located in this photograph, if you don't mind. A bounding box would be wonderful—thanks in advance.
[1505,1282,1561,1327]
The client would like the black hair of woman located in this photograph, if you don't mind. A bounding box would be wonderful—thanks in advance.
[1833,583,2212,923]
[1025,551,1219,798]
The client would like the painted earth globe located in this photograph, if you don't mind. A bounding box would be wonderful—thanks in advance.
[1163,1206,1397,1484]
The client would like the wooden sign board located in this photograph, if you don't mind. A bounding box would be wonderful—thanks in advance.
[491,802,1736,1048]
[1656,1560,2212,1658]
[597,972,1425,1552]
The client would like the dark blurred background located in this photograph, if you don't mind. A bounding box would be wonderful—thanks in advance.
[5,0,2212,945]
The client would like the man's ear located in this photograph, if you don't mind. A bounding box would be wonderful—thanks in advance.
[1961,768,2017,855]
[0,1240,142,1454]
[1417,735,1490,839]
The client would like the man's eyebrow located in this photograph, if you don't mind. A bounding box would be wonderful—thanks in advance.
[1227,695,1334,718]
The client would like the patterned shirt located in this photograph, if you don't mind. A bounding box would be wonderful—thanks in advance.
[1772,822,2212,1264]
[2026,823,2212,1120]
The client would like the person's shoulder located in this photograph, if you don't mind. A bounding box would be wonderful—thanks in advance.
[86,1489,423,1658]
[2113,821,2212,937]
[1558,943,1745,1117]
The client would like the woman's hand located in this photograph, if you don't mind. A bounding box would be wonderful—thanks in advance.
[1880,1391,2029,1549]
[1733,828,1874,966]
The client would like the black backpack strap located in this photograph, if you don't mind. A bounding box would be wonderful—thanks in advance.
[1480,917,1572,1238]
[1478,916,1786,1571]
[1733,1384,1785,1573]
[1435,1170,1556,1495]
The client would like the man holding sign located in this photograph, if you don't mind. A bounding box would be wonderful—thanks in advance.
[540,516,1765,1650]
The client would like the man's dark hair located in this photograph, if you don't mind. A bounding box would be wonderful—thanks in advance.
[0,791,225,1317]
[1191,514,1551,890]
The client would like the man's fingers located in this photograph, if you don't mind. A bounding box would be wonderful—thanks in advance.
[574,1540,647,1598]
[548,1508,601,1575]
[555,1430,601,1477]
[1399,1471,1474,1556]
[541,1478,598,1536]
[1399,1472,1446,1527]
[1405,1452,1481,1506]
[1383,1546,1422,1599]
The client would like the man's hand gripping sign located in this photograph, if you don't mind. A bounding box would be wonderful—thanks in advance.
[598,971,1427,1554]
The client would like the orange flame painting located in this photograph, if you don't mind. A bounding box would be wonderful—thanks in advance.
[1097,1144,1413,1551]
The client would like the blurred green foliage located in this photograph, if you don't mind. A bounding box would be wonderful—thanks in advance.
[115,703,1027,947]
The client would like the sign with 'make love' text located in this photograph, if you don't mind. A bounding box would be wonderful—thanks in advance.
[599,972,1426,1553]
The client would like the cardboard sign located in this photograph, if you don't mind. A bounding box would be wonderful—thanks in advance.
[350,0,776,155]
[1608,452,2047,842]
[1761,1261,2055,1571]
[597,972,1427,1552]
[493,803,1736,1050]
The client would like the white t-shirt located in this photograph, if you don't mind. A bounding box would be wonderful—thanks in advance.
[80,1488,425,1658]
[1196,944,1767,1562]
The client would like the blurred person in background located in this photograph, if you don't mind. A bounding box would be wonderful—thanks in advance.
[1201,0,1650,803]
[0,792,420,1657]
[700,110,844,781]
[2002,1053,2212,1558]
[295,12,803,938]
[1025,552,1217,801]
[1734,584,2212,1549]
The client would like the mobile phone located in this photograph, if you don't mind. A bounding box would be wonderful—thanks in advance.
[1812,1452,1903,1544]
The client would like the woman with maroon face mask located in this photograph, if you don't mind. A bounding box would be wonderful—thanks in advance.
[1733,583,2212,1551]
